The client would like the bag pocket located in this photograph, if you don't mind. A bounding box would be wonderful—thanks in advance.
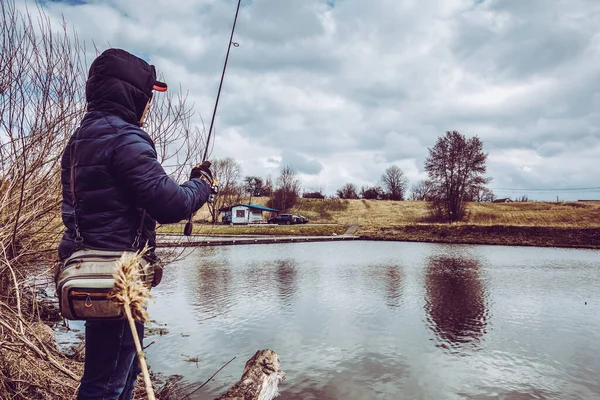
[56,249,153,320]
[68,288,123,320]
[59,276,122,320]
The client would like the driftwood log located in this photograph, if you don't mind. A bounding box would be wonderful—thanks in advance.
[156,349,284,400]
[217,349,285,400]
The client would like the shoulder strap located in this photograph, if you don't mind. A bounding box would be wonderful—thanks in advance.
[69,134,84,247]
[132,210,147,249]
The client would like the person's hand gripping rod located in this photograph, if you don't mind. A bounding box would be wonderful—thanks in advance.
[184,161,218,236]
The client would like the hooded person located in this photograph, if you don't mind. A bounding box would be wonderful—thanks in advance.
[58,48,212,399]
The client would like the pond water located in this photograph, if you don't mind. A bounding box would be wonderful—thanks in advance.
[145,241,600,399]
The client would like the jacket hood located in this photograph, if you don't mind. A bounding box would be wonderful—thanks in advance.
[86,49,157,125]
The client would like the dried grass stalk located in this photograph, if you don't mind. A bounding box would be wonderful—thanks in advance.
[110,250,152,323]
[109,248,155,400]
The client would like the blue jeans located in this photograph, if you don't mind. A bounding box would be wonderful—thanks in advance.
[77,320,144,400]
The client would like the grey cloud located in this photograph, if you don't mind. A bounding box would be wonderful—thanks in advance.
[381,131,430,164]
[280,150,324,175]
[452,0,597,82]
[536,142,566,158]
[238,0,325,44]
[39,0,600,198]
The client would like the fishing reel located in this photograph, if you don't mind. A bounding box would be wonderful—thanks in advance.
[208,179,219,203]
[184,178,219,236]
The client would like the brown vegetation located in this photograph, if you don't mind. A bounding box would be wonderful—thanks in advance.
[158,222,348,237]
[289,199,600,228]
[189,197,600,228]
[182,197,600,248]
[361,225,600,249]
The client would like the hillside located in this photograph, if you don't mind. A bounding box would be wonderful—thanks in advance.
[193,197,600,228]
[291,198,600,228]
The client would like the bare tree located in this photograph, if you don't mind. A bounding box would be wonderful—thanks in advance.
[145,89,206,183]
[269,166,301,211]
[243,176,264,202]
[515,195,529,202]
[425,131,489,222]
[207,158,243,223]
[337,183,359,199]
[0,1,87,265]
[410,180,435,201]
[469,186,496,202]
[381,165,409,200]
[263,176,274,198]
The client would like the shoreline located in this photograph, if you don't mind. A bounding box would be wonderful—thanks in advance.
[357,224,600,250]
[157,224,600,250]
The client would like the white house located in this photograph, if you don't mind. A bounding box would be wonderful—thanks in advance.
[218,204,279,225]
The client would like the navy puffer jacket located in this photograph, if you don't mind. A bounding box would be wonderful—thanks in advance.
[58,49,210,260]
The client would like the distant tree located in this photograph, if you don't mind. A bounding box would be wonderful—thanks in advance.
[303,191,325,199]
[515,195,529,202]
[360,185,384,200]
[469,186,496,202]
[425,131,489,222]
[337,183,359,199]
[263,177,274,198]
[207,158,243,223]
[268,166,301,211]
[410,180,435,201]
[381,165,409,200]
[244,176,264,199]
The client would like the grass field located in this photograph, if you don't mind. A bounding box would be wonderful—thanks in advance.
[185,197,600,228]
[160,198,600,248]
[289,198,600,228]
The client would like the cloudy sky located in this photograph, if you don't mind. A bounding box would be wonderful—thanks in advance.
[37,0,600,200]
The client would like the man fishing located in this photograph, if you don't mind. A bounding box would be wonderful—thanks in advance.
[58,48,213,399]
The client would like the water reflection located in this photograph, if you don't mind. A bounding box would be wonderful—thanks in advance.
[245,261,275,294]
[274,259,298,308]
[192,257,233,316]
[363,264,404,308]
[424,255,488,352]
[282,352,409,400]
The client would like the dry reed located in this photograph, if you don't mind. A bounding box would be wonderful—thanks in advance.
[109,249,155,400]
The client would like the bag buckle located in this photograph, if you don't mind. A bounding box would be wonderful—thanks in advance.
[84,294,92,308]
[132,234,141,249]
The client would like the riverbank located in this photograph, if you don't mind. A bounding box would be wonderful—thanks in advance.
[163,199,600,249]
[360,224,600,249]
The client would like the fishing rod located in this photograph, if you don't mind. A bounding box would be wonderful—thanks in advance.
[184,0,242,236]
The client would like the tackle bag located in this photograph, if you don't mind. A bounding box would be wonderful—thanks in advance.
[55,248,154,320]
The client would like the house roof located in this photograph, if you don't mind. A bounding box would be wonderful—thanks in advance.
[217,204,279,212]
